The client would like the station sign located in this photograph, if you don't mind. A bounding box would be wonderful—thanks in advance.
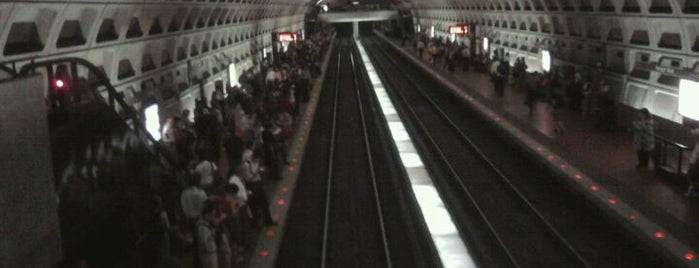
[449,25,469,35]
[278,32,298,42]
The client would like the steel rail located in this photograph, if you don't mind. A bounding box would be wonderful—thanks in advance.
[372,40,591,267]
[320,46,343,268]
[363,39,520,268]
[349,43,393,268]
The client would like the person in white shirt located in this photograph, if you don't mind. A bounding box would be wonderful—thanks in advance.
[195,160,218,189]
[238,149,276,226]
[685,129,699,197]
[181,175,208,220]
[228,173,248,202]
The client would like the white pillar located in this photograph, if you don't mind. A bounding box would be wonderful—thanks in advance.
[353,21,359,38]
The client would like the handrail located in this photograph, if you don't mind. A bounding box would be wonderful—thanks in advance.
[19,57,185,172]
[656,135,692,150]
[655,134,694,177]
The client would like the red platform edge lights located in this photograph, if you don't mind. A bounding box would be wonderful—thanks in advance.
[472,86,698,263]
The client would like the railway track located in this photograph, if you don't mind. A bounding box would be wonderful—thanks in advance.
[276,38,439,268]
[363,37,662,267]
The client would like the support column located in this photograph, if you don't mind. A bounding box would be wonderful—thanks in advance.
[353,21,359,38]
[0,74,62,267]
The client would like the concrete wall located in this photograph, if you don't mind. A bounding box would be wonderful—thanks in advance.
[0,74,62,268]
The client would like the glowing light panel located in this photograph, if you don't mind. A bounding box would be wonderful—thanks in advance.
[541,49,552,72]
[228,63,239,88]
[449,25,468,35]
[679,79,699,120]
[144,104,161,140]
[278,32,297,42]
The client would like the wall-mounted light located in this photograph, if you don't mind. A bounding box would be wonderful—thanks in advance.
[144,104,161,141]
[679,79,699,120]
[430,26,435,38]
[483,37,489,52]
[228,63,239,88]
[541,49,551,72]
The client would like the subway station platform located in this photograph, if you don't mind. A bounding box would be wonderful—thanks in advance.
[377,33,699,253]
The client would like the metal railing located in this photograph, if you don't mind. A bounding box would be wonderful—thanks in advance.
[656,135,693,177]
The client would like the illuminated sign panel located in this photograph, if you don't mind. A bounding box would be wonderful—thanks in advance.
[679,79,699,120]
[278,32,297,42]
[449,25,468,35]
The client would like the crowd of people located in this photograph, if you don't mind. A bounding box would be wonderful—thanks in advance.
[167,31,331,268]
[55,29,331,268]
[410,33,619,135]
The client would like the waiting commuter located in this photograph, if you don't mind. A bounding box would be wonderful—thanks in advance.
[196,200,220,268]
[490,59,508,96]
[524,73,541,116]
[632,108,656,170]
[460,45,470,71]
[596,79,617,131]
[239,149,276,226]
[181,173,209,258]
[685,129,699,197]
[213,183,247,264]
[194,159,218,191]
[181,175,208,221]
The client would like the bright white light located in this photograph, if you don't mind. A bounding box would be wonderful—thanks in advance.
[430,26,435,38]
[417,24,421,33]
[322,4,328,12]
[144,105,161,141]
[356,40,475,268]
[228,63,239,88]
[450,33,456,42]
[541,49,551,72]
[679,79,699,120]
[483,37,489,52]
[400,153,424,168]
[352,1,359,5]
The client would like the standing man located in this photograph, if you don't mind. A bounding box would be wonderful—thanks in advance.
[417,38,425,60]
[631,108,655,170]
[196,200,219,268]
[239,148,276,226]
